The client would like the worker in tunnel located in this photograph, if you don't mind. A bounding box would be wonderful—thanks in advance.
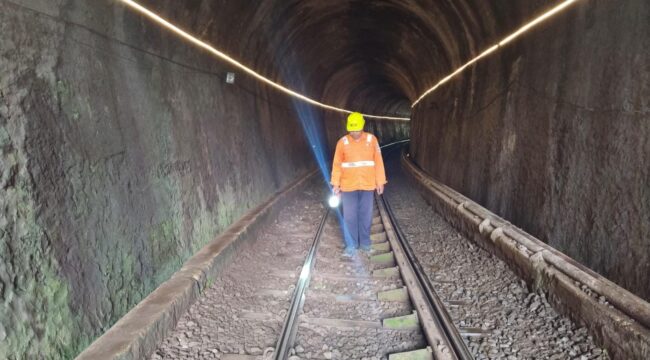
[331,112,387,255]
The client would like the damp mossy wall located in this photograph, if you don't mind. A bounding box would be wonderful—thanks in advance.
[0,1,315,358]
[409,1,650,300]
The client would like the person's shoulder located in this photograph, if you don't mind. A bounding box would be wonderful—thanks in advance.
[366,133,382,150]
[338,135,350,145]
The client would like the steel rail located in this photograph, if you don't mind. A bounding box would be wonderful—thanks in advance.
[380,194,474,360]
[274,140,470,359]
[271,140,404,359]
[273,208,330,360]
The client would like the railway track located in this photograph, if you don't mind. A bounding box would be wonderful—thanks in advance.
[151,155,610,359]
[270,194,473,360]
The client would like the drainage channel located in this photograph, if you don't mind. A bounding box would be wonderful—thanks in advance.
[271,195,473,360]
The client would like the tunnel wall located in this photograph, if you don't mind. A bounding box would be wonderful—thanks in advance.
[410,1,649,300]
[0,1,316,358]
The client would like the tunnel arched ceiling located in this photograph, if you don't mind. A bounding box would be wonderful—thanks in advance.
[5,1,648,358]
[137,0,550,118]
[121,0,650,304]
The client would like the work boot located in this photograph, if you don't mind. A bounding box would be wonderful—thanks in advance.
[342,247,356,257]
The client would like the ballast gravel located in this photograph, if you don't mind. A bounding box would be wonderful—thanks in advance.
[151,150,609,360]
[151,184,325,359]
[294,324,424,360]
[384,154,609,360]
[293,211,425,360]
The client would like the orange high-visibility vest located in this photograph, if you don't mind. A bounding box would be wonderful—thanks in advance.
[330,132,387,191]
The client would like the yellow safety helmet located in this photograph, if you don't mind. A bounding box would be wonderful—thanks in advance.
[346,112,365,132]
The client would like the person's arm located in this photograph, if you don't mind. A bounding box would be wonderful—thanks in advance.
[331,140,343,193]
[374,137,387,194]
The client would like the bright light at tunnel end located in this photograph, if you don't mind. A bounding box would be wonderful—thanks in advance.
[412,0,583,107]
[118,0,410,122]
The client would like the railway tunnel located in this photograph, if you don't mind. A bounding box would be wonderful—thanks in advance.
[1,0,649,359]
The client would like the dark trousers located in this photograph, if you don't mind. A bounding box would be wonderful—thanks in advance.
[341,190,374,249]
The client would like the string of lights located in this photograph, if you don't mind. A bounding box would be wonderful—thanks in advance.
[411,0,583,107]
[120,0,585,120]
[119,0,410,121]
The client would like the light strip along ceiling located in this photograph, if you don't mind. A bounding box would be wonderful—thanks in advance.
[119,0,410,121]
[412,0,584,107]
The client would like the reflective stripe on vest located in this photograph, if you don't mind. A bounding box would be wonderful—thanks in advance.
[341,160,376,168]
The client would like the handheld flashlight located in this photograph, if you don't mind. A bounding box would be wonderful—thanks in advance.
[328,194,341,208]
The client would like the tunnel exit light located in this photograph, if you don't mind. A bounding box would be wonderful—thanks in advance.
[119,0,410,121]
[412,0,584,107]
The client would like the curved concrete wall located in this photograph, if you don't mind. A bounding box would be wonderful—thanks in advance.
[1,0,648,358]
[0,1,316,357]
[409,1,650,301]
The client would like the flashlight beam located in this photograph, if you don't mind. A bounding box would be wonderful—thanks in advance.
[412,0,583,107]
[119,0,409,122]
